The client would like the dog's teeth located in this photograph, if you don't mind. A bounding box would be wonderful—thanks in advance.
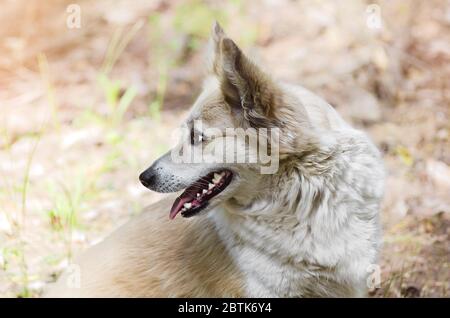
[202,189,208,194]
[181,208,187,212]
[208,183,214,190]
[212,174,222,184]
[184,203,192,209]
[196,193,200,197]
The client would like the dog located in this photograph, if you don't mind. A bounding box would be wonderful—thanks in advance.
[44,23,384,297]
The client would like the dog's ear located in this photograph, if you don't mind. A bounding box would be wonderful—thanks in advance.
[206,21,226,76]
[208,22,281,127]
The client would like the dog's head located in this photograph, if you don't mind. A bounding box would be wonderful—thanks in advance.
[140,22,303,219]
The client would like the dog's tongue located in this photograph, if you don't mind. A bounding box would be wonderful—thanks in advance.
[169,193,192,220]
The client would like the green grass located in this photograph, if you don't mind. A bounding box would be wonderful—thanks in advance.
[101,21,145,76]
[147,13,172,120]
[16,133,41,298]
[98,74,138,126]
[97,20,144,127]
[38,54,60,130]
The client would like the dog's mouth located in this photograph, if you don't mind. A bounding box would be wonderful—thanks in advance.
[169,170,233,219]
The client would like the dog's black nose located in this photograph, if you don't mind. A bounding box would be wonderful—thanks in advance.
[139,169,155,188]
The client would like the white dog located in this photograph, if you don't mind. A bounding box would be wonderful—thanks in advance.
[45,23,384,298]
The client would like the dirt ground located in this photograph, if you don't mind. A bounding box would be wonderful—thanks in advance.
[0,0,448,297]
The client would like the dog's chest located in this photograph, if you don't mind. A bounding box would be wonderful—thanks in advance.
[229,243,312,297]
[211,211,318,297]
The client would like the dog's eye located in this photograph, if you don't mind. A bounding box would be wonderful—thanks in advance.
[190,128,204,145]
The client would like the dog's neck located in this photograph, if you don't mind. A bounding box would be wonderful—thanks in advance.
[208,146,355,297]
[209,168,309,297]
[215,168,303,241]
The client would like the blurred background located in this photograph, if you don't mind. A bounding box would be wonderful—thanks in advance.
[0,0,448,298]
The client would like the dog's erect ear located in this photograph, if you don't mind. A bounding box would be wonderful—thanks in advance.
[206,21,225,75]
[208,22,281,127]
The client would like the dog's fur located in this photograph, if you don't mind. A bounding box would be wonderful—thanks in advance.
[45,23,384,298]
